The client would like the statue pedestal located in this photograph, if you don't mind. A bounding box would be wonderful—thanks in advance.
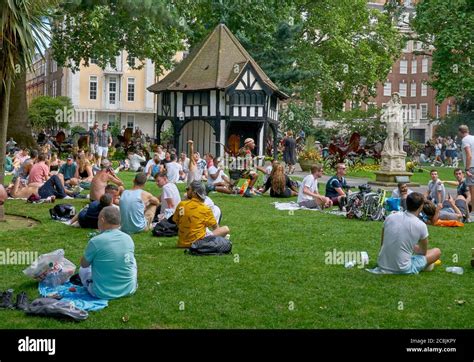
[369,152,419,187]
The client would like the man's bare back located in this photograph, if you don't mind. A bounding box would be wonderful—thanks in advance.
[90,169,123,201]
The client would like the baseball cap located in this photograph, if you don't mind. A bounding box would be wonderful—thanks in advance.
[188,181,206,200]
[67,154,74,160]
[244,138,254,145]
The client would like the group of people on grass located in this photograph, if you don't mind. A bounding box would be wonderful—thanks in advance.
[3,124,474,299]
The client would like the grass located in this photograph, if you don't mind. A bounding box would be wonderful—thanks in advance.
[0,171,472,329]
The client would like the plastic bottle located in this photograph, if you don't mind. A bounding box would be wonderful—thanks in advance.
[446,267,464,275]
[345,260,356,269]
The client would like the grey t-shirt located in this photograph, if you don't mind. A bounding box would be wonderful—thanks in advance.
[461,134,474,168]
[377,212,429,273]
[427,180,446,204]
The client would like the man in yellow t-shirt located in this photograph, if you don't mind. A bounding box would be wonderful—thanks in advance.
[173,181,230,248]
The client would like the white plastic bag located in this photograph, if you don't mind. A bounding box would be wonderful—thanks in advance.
[23,249,76,287]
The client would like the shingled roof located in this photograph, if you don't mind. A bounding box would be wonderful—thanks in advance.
[148,23,288,99]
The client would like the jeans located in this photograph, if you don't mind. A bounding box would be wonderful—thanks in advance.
[38,175,68,199]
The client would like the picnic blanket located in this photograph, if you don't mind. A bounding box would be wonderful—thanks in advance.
[39,281,108,311]
[272,202,346,216]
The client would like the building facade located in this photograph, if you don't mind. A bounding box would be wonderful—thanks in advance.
[148,24,288,157]
[26,54,46,105]
[359,0,456,143]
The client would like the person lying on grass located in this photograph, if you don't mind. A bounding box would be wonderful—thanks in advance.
[421,196,469,225]
[120,172,160,234]
[297,164,332,209]
[79,206,137,300]
[258,163,298,198]
[6,174,73,200]
[441,168,471,212]
[376,192,441,274]
[173,181,229,248]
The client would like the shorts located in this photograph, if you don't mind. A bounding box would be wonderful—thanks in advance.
[466,167,474,186]
[298,199,321,209]
[89,144,97,155]
[329,196,342,206]
[97,146,108,158]
[399,255,427,275]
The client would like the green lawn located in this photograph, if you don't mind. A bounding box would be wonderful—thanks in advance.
[0,171,472,329]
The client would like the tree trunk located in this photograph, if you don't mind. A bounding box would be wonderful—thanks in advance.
[7,71,36,149]
[0,75,12,200]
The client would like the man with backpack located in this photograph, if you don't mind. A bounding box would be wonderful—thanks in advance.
[173,181,229,248]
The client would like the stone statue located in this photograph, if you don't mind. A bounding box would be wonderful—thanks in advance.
[381,93,405,156]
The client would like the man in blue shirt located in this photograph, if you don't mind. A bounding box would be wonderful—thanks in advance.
[59,155,78,186]
[79,206,137,300]
[325,163,348,209]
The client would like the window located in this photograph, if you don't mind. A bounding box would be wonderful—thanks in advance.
[351,100,361,110]
[402,104,408,121]
[411,59,417,74]
[410,105,417,120]
[399,82,407,97]
[421,82,428,97]
[383,82,391,96]
[410,82,417,97]
[89,76,97,100]
[447,104,452,115]
[400,60,408,74]
[436,104,440,119]
[402,41,410,53]
[90,58,98,65]
[185,92,209,106]
[108,114,116,127]
[127,77,135,102]
[270,95,277,108]
[109,77,117,104]
[51,60,57,73]
[422,57,429,73]
[127,115,134,129]
[127,55,135,68]
[162,92,171,106]
[52,80,57,97]
[420,104,428,119]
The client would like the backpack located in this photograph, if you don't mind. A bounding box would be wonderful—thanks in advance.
[186,235,232,256]
[49,204,76,221]
[152,219,178,237]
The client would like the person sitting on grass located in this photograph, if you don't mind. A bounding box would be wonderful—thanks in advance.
[173,181,230,248]
[28,153,50,185]
[391,182,413,211]
[259,163,298,198]
[421,196,469,224]
[0,185,7,207]
[297,164,332,209]
[145,154,161,180]
[426,169,446,205]
[155,171,181,220]
[128,149,146,172]
[59,155,79,187]
[4,151,14,174]
[325,163,348,209]
[71,194,113,229]
[79,206,137,300]
[206,154,233,194]
[164,153,184,184]
[90,159,124,202]
[442,168,471,211]
[120,172,160,234]
[376,192,441,274]
[75,153,94,183]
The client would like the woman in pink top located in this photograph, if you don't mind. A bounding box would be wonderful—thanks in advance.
[28,154,50,185]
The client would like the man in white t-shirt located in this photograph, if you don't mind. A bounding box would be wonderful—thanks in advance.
[458,125,474,215]
[164,154,183,183]
[426,170,446,205]
[205,153,233,194]
[377,192,441,274]
[155,171,181,220]
[297,164,332,209]
[128,150,146,172]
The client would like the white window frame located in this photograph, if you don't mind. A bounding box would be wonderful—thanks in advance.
[89,76,98,100]
[422,57,429,73]
[420,103,428,119]
[410,82,417,97]
[447,104,452,115]
[52,80,57,97]
[410,104,417,121]
[399,82,407,97]
[109,77,117,105]
[127,77,135,102]
[421,82,428,97]
[127,114,135,129]
[108,114,117,127]
[411,59,417,74]
[402,104,408,121]
[383,82,392,96]
[90,58,98,65]
[399,60,408,74]
[436,104,440,119]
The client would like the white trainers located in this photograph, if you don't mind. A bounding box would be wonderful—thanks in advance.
[424,263,435,272]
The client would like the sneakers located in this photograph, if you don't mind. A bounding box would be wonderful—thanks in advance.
[0,290,30,310]
[15,292,29,311]
[0,289,15,309]
[243,189,253,198]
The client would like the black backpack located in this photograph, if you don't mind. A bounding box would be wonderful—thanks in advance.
[186,235,232,256]
[49,204,76,221]
[152,219,178,237]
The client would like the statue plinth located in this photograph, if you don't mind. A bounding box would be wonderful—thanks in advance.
[380,151,407,172]
[370,152,419,187]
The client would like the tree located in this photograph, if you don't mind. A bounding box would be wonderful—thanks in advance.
[0,0,51,191]
[28,95,74,131]
[412,0,474,103]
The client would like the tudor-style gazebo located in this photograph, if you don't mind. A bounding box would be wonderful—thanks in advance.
[148,23,288,157]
